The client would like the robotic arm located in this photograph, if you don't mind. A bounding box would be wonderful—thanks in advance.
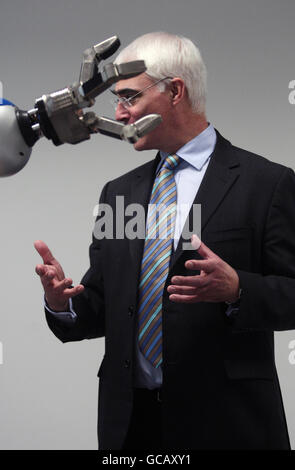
[0,36,162,177]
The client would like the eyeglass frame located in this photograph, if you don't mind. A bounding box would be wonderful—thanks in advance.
[110,76,173,110]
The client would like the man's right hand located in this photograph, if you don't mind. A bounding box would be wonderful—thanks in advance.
[34,240,84,312]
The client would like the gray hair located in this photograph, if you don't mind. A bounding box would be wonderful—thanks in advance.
[114,31,207,114]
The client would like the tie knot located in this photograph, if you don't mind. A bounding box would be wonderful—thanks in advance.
[162,154,181,171]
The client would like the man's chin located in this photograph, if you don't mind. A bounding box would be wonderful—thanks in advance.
[133,136,154,152]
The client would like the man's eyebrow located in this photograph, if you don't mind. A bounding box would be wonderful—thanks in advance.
[110,88,139,96]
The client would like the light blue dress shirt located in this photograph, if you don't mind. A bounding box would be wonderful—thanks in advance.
[46,124,217,389]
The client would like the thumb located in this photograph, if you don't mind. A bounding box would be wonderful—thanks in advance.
[34,240,56,265]
[191,234,215,260]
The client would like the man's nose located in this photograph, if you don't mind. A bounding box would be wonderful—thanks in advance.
[115,102,130,121]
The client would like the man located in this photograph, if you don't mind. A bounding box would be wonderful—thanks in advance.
[35,32,295,450]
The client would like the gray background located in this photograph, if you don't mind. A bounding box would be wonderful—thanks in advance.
[0,0,294,450]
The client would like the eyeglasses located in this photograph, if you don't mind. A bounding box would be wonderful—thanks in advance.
[110,76,172,110]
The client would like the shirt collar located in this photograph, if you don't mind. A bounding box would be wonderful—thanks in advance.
[159,123,216,171]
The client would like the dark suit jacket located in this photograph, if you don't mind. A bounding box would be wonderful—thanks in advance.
[46,130,295,449]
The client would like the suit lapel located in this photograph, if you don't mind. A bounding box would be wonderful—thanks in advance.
[170,131,241,269]
[126,132,240,276]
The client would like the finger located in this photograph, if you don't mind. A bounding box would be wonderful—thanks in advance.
[52,278,74,294]
[34,240,56,265]
[35,264,47,276]
[35,264,56,280]
[191,234,202,250]
[169,293,200,303]
[63,284,85,299]
[43,268,57,281]
[185,259,214,273]
[171,275,207,287]
[167,285,197,295]
[191,234,216,260]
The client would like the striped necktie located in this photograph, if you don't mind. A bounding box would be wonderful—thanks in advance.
[138,154,180,368]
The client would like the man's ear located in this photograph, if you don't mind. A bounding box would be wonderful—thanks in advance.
[169,78,186,106]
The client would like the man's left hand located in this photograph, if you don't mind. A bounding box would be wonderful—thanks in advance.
[167,234,240,304]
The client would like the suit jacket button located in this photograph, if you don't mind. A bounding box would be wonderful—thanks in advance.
[124,359,131,368]
[128,306,134,316]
